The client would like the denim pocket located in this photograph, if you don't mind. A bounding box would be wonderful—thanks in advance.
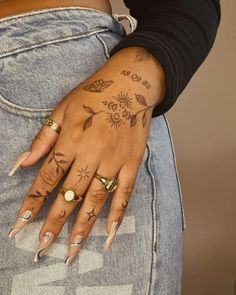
[0,29,112,118]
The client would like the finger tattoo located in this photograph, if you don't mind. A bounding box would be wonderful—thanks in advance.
[48,148,67,175]
[121,200,128,208]
[77,165,90,182]
[28,189,49,200]
[86,207,96,221]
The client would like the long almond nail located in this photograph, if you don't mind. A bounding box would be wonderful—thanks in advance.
[33,232,54,263]
[8,210,33,238]
[8,151,30,176]
[103,221,119,251]
[65,234,84,265]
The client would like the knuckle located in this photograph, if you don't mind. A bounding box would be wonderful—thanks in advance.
[89,189,108,203]
[47,216,64,227]
[32,129,47,146]
[119,185,133,198]
[38,166,60,187]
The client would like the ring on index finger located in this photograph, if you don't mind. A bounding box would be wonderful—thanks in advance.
[43,117,62,134]
[94,173,118,192]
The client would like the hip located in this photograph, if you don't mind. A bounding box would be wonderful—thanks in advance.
[0,7,186,294]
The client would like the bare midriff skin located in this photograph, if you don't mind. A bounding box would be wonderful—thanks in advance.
[0,0,112,18]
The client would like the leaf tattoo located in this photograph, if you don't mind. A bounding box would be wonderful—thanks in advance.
[29,189,50,199]
[129,93,157,128]
[83,104,103,131]
[48,148,67,175]
[83,79,113,92]
[130,114,137,127]
[135,94,148,106]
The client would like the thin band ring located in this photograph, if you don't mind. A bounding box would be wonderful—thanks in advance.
[94,173,118,192]
[43,117,62,134]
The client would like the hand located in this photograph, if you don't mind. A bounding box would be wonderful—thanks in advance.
[8,47,165,265]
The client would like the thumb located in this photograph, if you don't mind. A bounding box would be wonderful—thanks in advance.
[8,102,66,176]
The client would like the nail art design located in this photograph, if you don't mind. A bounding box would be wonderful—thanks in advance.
[18,210,32,221]
[33,232,54,263]
[65,255,76,266]
[8,210,33,238]
[65,234,84,266]
[8,151,30,176]
[8,228,20,238]
[103,221,119,251]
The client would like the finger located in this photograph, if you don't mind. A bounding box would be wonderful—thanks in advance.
[103,163,139,251]
[8,101,67,176]
[33,156,99,262]
[8,140,73,238]
[66,163,120,265]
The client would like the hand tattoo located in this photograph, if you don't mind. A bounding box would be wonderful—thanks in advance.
[77,165,90,182]
[59,209,66,218]
[122,200,128,208]
[86,207,96,221]
[28,189,50,200]
[83,92,155,130]
[103,92,133,129]
[82,105,104,131]
[134,48,151,62]
[48,148,67,175]
[121,70,151,90]
[83,79,113,92]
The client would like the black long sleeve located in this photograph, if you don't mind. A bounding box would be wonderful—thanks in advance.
[109,0,221,118]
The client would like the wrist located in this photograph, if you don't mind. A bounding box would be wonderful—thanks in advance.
[102,46,166,106]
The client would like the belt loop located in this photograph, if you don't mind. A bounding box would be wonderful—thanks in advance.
[112,13,137,34]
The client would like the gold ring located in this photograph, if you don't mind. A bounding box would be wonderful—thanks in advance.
[59,187,83,202]
[94,173,118,192]
[43,117,61,134]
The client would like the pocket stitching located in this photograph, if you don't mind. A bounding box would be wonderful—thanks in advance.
[0,28,110,58]
[94,33,110,60]
[0,93,52,117]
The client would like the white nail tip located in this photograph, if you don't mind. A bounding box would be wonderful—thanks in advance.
[103,221,119,251]
[8,151,30,176]
[8,228,19,238]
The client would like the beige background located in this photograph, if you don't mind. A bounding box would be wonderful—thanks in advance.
[110,1,236,294]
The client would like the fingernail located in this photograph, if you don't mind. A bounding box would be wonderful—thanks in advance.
[33,232,54,263]
[8,151,30,176]
[8,210,33,238]
[65,234,84,266]
[103,221,119,251]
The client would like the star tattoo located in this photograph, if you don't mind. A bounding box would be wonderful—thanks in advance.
[86,207,96,221]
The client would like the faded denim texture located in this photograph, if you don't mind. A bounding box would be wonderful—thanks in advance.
[0,7,186,295]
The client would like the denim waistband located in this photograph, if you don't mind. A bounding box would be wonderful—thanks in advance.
[0,6,137,58]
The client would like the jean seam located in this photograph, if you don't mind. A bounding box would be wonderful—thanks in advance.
[0,6,115,25]
[163,114,187,230]
[94,33,110,60]
[0,94,52,117]
[146,141,158,295]
[0,28,110,58]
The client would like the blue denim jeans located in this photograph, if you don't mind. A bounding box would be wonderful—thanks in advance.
[0,7,186,295]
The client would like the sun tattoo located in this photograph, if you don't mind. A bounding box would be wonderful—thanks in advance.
[77,165,90,182]
[103,92,133,129]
